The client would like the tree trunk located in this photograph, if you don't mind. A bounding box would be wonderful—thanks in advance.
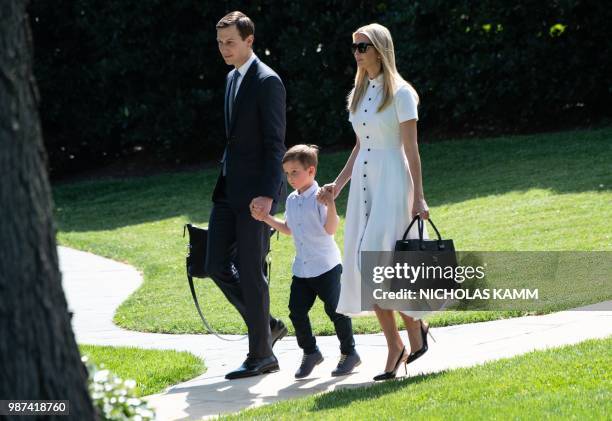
[0,1,95,419]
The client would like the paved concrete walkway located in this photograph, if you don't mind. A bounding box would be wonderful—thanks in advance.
[59,246,612,420]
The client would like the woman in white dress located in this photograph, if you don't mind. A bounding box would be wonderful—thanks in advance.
[318,23,434,381]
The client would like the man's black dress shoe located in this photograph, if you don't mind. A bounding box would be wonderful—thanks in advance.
[271,319,288,348]
[225,355,279,380]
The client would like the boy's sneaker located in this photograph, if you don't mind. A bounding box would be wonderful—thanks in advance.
[331,351,361,377]
[295,349,324,379]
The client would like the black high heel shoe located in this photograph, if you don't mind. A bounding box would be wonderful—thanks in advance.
[407,321,436,364]
[373,346,408,381]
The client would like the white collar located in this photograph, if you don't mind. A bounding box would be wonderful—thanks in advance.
[368,73,384,87]
[235,53,257,78]
[298,181,319,198]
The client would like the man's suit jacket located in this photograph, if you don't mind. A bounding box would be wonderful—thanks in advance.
[212,57,287,207]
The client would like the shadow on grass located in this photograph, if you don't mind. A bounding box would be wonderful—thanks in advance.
[309,370,448,412]
[53,127,612,232]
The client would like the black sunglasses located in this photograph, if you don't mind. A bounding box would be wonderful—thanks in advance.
[351,42,374,54]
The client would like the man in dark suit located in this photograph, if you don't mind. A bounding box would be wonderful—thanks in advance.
[206,11,288,380]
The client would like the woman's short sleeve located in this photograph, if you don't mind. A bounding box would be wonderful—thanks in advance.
[395,85,419,123]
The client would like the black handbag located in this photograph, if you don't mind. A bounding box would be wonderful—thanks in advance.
[395,215,454,253]
[183,223,275,340]
[393,215,458,308]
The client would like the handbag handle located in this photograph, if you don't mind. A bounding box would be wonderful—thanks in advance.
[402,214,442,241]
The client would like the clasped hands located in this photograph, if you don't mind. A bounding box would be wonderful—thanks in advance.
[249,196,273,221]
[315,183,337,206]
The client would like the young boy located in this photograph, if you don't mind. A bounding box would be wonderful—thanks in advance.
[251,144,361,378]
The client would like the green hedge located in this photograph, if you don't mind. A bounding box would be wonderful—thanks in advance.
[30,1,612,177]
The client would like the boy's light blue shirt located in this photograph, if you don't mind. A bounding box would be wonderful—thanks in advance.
[285,181,342,278]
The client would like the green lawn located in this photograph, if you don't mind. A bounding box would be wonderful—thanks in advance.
[79,345,205,397]
[54,127,612,334]
[224,336,612,420]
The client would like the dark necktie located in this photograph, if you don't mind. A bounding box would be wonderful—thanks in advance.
[222,71,240,176]
[228,70,240,121]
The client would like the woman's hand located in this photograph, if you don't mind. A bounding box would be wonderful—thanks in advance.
[317,183,337,203]
[412,197,430,220]
[317,188,334,206]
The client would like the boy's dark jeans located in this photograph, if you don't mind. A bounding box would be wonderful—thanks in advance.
[289,264,355,355]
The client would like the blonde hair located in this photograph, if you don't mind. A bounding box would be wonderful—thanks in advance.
[283,144,319,169]
[347,23,419,114]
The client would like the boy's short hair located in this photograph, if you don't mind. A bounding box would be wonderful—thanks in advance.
[283,144,319,169]
[216,11,255,40]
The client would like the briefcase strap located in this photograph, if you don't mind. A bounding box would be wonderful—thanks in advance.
[187,274,247,341]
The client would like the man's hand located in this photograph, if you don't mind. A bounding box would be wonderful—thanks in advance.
[250,196,273,220]
[250,206,266,221]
